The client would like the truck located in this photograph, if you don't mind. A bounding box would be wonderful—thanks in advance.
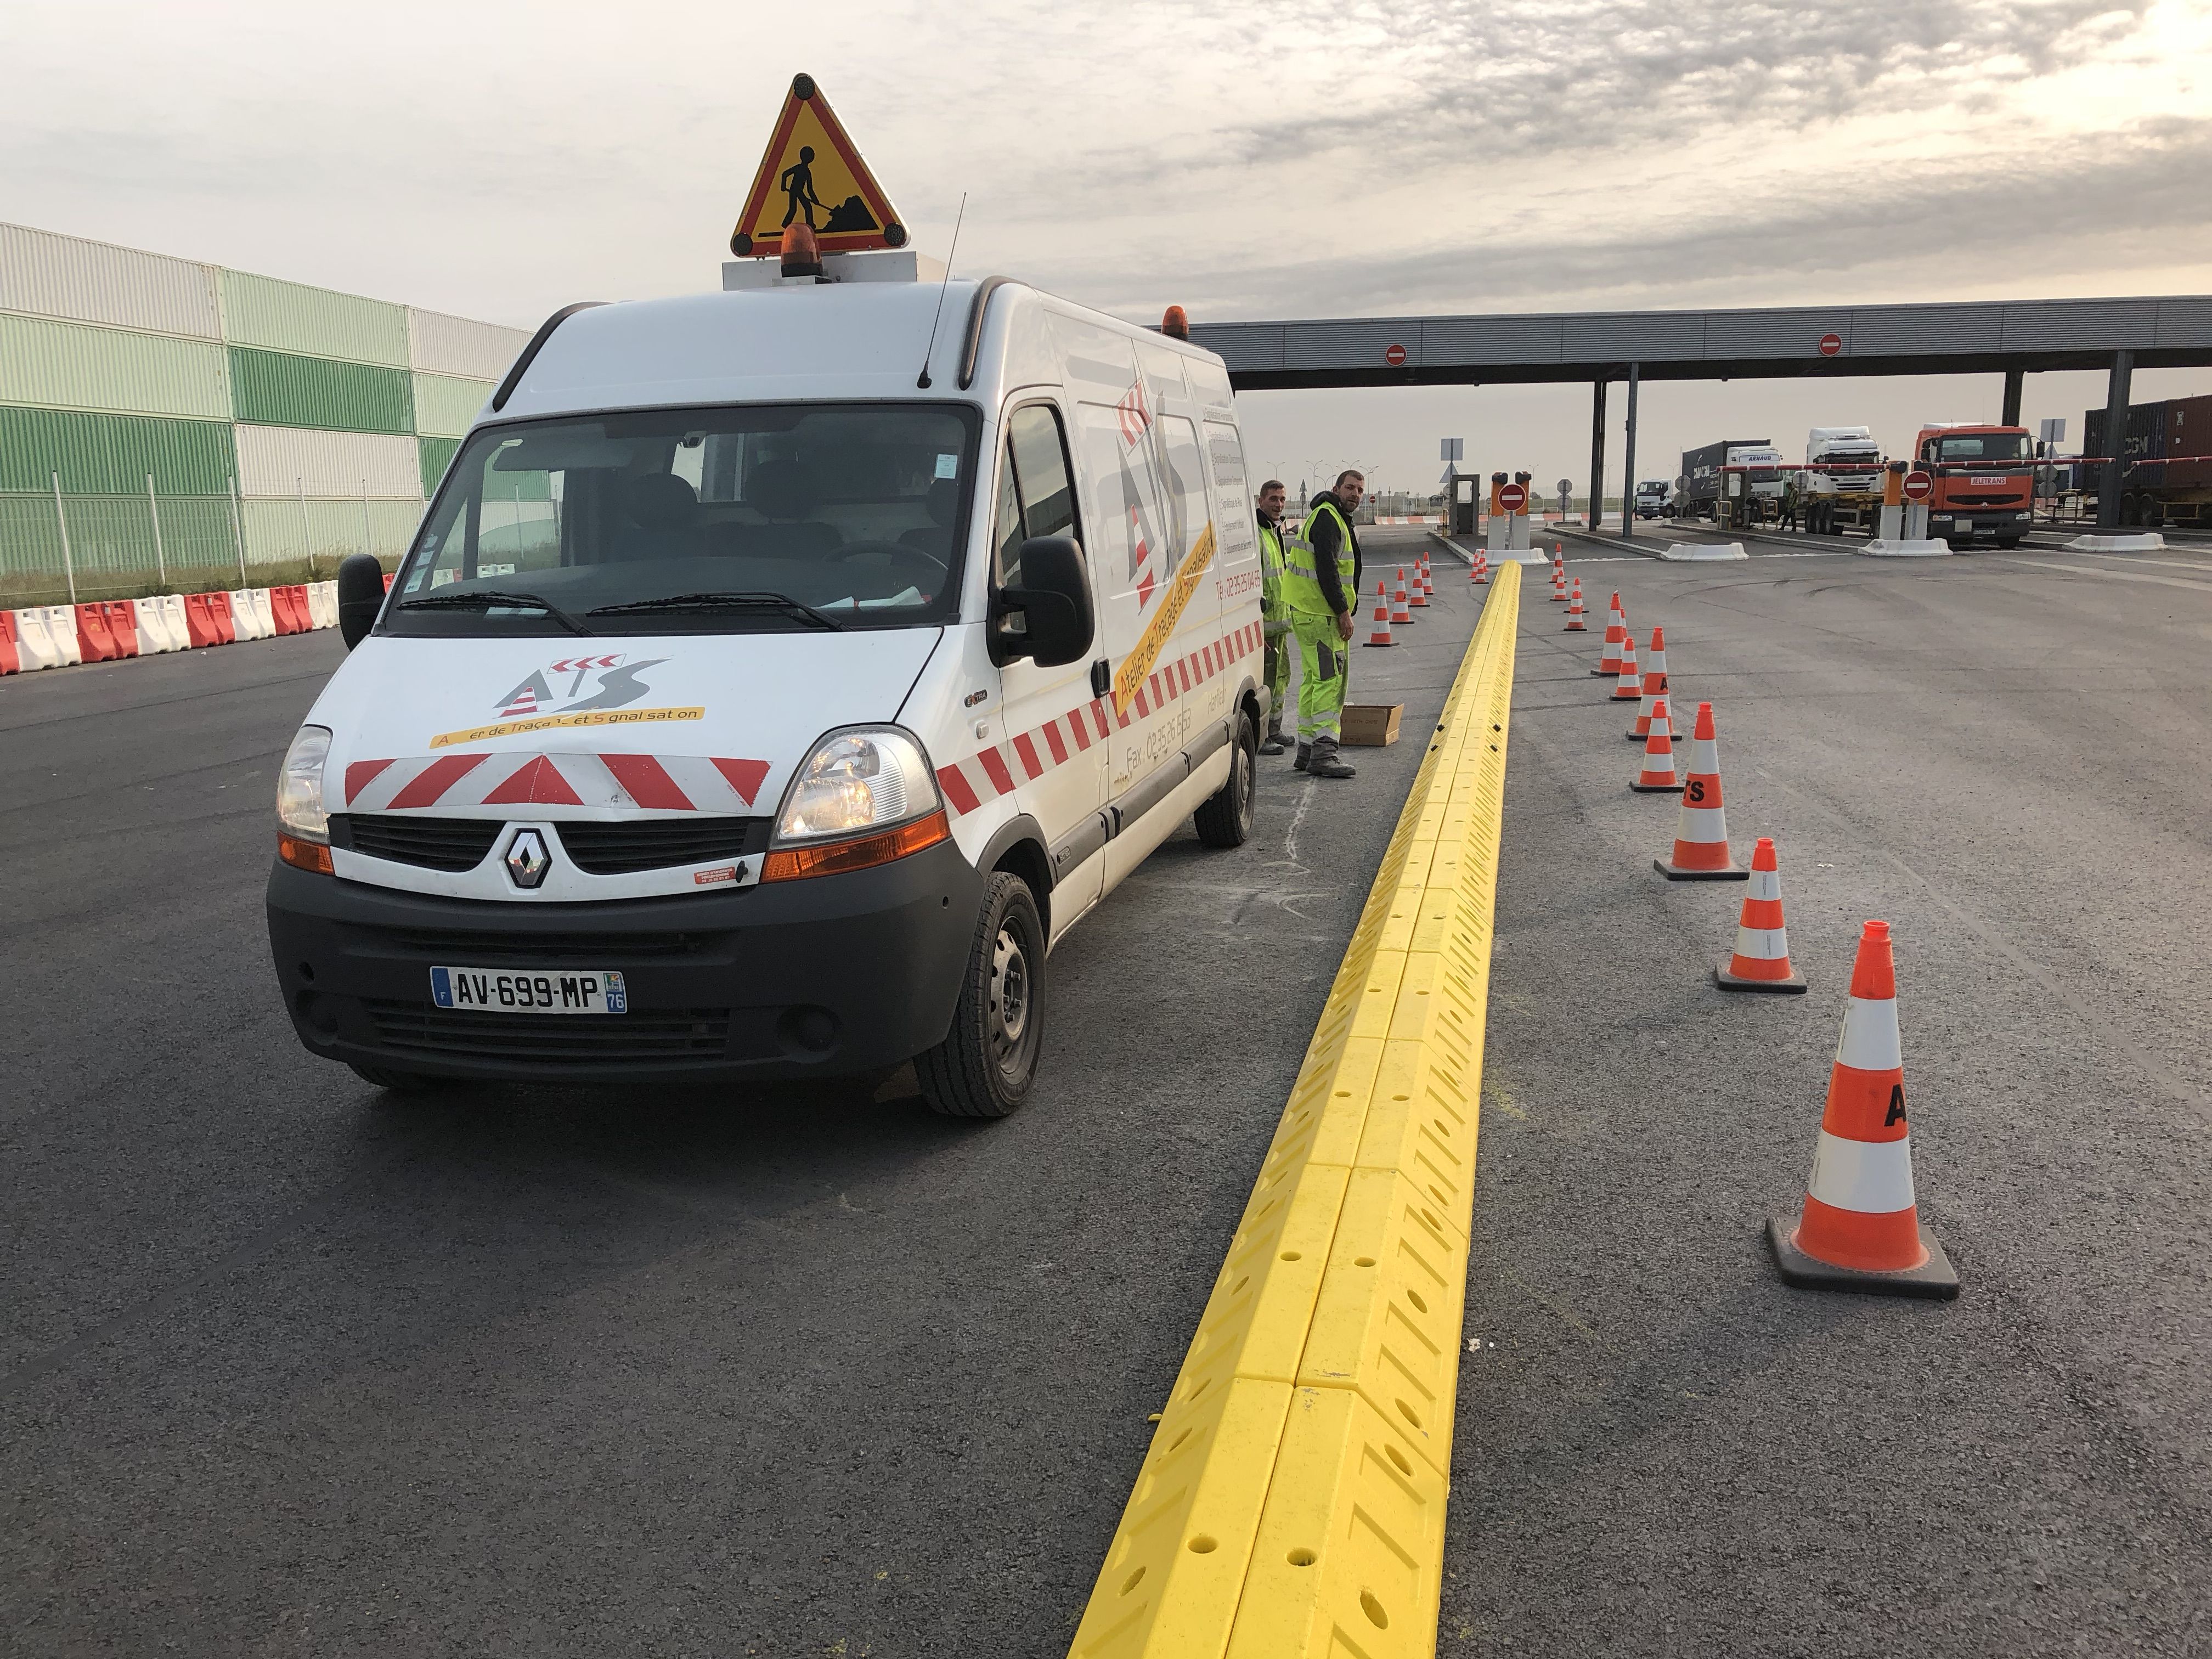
[263,267,1268,1118]
[1798,427,1885,535]
[1680,438,1786,527]
[1912,421,2035,547]
[2082,394,2212,527]
[1633,481,1671,519]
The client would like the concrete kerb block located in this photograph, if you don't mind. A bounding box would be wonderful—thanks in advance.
[2067,532,2165,553]
[1859,539,1953,557]
[1658,541,1748,561]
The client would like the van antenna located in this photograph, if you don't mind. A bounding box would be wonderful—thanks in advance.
[916,193,966,390]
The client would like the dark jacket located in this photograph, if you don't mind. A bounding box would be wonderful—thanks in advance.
[1307,489,1363,616]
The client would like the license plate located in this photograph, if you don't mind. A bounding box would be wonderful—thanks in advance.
[430,966,627,1014]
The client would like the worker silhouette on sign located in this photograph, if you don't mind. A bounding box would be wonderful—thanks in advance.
[780,146,826,229]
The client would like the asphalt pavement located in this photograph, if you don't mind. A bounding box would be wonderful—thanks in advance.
[0,528,1481,1657]
[1443,541,2212,1655]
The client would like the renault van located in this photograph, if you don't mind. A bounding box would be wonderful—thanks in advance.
[264,272,1265,1117]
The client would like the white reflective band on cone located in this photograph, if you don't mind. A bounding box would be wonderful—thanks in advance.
[1686,739,1718,772]
[1835,996,1903,1070]
[1674,804,1727,841]
[1807,1130,1917,1214]
[1734,926,1790,960]
[1747,868,1781,901]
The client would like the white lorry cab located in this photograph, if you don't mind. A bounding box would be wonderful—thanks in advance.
[266,273,1267,1116]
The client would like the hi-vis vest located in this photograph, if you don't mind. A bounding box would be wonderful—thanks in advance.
[1285,498,1356,617]
[1257,518,1290,627]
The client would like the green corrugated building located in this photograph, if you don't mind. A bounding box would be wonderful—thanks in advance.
[0,222,532,602]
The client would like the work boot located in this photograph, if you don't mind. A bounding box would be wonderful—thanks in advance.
[1293,741,1311,772]
[1260,721,1289,756]
[1306,739,1357,780]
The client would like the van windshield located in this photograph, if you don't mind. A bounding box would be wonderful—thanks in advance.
[385,403,978,635]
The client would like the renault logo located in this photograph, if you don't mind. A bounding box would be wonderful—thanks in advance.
[504,828,551,890]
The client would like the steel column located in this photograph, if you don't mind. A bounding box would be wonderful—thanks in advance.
[1587,379,1607,527]
[2097,349,2133,528]
[2001,367,2024,428]
[1621,363,1640,537]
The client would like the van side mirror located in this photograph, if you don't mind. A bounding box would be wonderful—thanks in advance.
[336,554,387,649]
[992,538,1094,668]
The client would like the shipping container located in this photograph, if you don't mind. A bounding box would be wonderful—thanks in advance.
[218,267,410,366]
[0,405,238,495]
[2166,394,2212,492]
[410,371,492,438]
[240,494,420,565]
[1679,437,1769,517]
[417,434,461,499]
[407,307,530,381]
[0,313,232,420]
[0,222,222,340]
[227,346,413,435]
[235,425,421,499]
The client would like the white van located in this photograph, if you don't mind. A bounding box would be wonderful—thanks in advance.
[265,272,1266,1117]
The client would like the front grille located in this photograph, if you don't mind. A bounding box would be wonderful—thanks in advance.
[1950,493,2027,507]
[366,998,730,1063]
[356,926,723,963]
[556,817,767,875]
[337,814,502,872]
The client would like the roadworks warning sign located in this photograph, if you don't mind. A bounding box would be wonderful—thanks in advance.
[731,74,906,257]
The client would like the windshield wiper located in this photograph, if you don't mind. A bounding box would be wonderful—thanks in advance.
[397,588,592,636]
[586,591,845,631]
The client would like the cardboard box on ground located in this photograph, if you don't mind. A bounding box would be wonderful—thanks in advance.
[1340,703,1403,746]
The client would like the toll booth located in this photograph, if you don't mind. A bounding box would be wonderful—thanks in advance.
[1452,475,1479,537]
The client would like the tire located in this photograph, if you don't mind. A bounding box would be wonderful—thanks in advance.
[1993,537,2022,549]
[1193,708,1257,849]
[348,1063,453,1092]
[915,872,1046,1119]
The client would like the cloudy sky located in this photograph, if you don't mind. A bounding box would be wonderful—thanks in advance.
[6,0,2210,501]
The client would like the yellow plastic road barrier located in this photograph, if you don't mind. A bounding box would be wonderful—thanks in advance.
[1071,567,1520,1659]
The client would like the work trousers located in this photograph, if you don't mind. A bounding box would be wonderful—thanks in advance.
[1262,620,1291,731]
[1291,613,1347,743]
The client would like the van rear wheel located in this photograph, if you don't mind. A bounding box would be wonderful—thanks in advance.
[1193,708,1257,849]
[916,872,1046,1119]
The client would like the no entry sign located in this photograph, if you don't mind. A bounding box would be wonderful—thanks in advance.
[1903,469,1934,502]
[1385,343,1407,366]
[1818,332,1843,357]
[1498,481,1528,512]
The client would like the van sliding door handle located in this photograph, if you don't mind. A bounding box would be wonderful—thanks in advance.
[1090,658,1111,698]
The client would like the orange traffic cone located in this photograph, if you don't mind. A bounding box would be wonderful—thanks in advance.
[1420,553,1435,597]
[1471,551,1489,586]
[1610,633,1641,701]
[1550,554,1568,601]
[1769,922,1958,1297]
[1408,556,1430,607]
[1655,702,1746,877]
[1563,578,1587,631]
[1595,594,1625,675]
[1716,837,1805,991]
[1363,580,1395,647]
[1630,697,1682,792]
[1627,626,1671,741]
[1390,569,1414,624]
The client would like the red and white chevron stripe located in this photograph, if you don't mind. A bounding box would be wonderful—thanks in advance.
[935,620,1263,819]
[342,751,772,814]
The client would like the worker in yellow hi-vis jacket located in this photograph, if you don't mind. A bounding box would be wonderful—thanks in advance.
[1283,469,1365,779]
[1255,478,1293,755]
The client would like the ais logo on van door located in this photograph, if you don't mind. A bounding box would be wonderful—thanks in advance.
[428,655,703,748]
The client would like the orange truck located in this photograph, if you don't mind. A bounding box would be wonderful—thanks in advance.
[1912,422,2036,548]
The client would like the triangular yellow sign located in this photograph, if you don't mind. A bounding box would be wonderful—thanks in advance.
[730,75,907,258]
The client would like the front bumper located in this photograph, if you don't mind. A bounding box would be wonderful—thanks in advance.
[265,839,983,1082]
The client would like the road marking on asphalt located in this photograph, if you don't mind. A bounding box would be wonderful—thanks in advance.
[1068,569,1520,1658]
[1996,558,2212,595]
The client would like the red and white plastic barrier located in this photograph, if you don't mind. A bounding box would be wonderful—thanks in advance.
[2,577,350,679]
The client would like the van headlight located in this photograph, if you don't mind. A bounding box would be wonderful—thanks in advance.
[774,727,940,842]
[276,725,332,842]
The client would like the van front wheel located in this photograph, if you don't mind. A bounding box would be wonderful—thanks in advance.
[1193,708,1257,849]
[916,872,1046,1119]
